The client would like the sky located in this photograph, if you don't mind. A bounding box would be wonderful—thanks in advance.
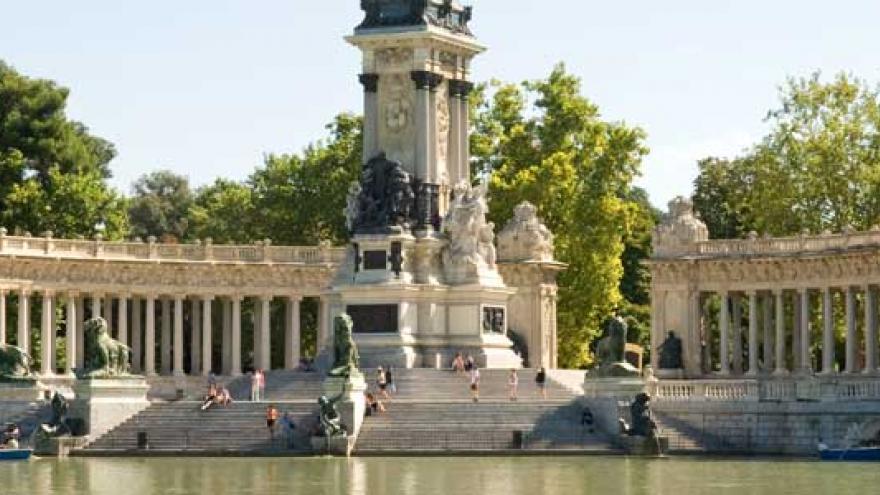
[2,0,880,209]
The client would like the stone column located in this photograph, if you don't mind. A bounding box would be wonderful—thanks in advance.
[411,71,432,181]
[799,288,812,373]
[846,286,857,373]
[202,296,213,376]
[318,296,330,353]
[173,295,184,377]
[75,296,85,368]
[747,291,759,376]
[253,298,262,370]
[41,291,54,376]
[285,296,302,370]
[161,298,172,375]
[0,289,6,345]
[222,299,232,375]
[762,293,774,372]
[822,287,835,374]
[231,296,242,376]
[731,293,743,375]
[864,284,877,374]
[448,84,462,184]
[91,294,102,319]
[191,298,201,375]
[131,297,142,373]
[144,295,157,376]
[774,290,787,375]
[718,291,730,375]
[454,80,473,180]
[359,73,379,162]
[65,292,77,376]
[117,295,128,346]
[259,296,271,371]
[18,288,30,355]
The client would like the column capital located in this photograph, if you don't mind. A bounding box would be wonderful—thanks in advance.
[259,294,273,303]
[773,288,786,296]
[201,294,215,302]
[745,290,759,297]
[411,70,443,91]
[18,287,31,297]
[288,295,304,303]
[42,289,55,297]
[358,73,379,93]
[449,79,475,97]
[797,287,811,294]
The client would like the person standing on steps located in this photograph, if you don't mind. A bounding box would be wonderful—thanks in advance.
[266,404,279,441]
[386,366,396,394]
[250,370,259,402]
[377,366,390,400]
[470,366,481,402]
[508,369,519,401]
[535,367,547,400]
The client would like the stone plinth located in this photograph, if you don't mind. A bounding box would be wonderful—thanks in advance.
[0,379,48,401]
[311,434,357,456]
[583,377,646,440]
[71,377,149,441]
[323,374,367,441]
[34,436,89,457]
[618,435,669,456]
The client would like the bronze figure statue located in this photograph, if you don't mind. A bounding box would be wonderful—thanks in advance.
[328,314,360,379]
[658,331,684,370]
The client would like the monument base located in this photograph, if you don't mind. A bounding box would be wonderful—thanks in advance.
[0,379,48,401]
[71,377,150,441]
[617,435,669,456]
[310,434,357,456]
[323,374,367,444]
[34,435,89,457]
[583,377,647,441]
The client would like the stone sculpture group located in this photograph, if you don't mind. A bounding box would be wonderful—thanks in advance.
[441,180,497,278]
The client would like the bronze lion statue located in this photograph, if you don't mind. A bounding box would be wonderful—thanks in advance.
[328,314,360,379]
[83,317,132,378]
[0,343,32,379]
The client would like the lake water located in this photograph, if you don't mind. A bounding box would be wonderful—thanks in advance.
[2,456,878,495]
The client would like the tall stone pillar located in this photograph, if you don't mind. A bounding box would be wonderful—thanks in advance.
[718,291,730,375]
[447,84,462,184]
[762,293,774,372]
[687,290,702,377]
[731,293,743,375]
[799,288,812,373]
[317,296,330,353]
[131,297,142,373]
[253,298,262,370]
[822,287,835,374]
[231,296,242,376]
[144,295,157,376]
[18,289,30,355]
[222,299,232,375]
[117,295,128,346]
[774,290,787,375]
[411,71,432,181]
[792,293,801,370]
[202,296,213,376]
[161,298,172,375]
[747,291,759,376]
[65,292,77,376]
[41,291,55,376]
[845,286,857,373]
[173,295,184,377]
[91,294,102,319]
[359,73,379,162]
[75,296,85,368]
[259,296,272,371]
[285,296,302,370]
[864,284,877,374]
[454,80,473,180]
[191,298,201,375]
[0,289,6,345]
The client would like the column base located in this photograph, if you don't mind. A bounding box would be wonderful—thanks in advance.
[773,368,790,376]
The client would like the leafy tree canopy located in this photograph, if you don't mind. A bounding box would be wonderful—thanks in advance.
[128,170,193,242]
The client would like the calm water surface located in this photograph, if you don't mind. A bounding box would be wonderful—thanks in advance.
[1,456,878,495]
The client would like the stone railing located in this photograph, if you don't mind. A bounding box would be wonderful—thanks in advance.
[648,376,880,403]
[0,229,347,265]
[655,228,880,260]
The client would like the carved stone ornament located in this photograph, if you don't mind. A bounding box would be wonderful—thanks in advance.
[653,196,709,257]
[441,180,497,280]
[383,74,412,132]
[497,201,555,262]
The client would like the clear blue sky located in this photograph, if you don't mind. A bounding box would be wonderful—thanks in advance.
[3,1,879,209]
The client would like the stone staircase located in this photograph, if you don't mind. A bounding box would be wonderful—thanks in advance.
[651,411,709,453]
[84,401,319,453]
[373,368,576,402]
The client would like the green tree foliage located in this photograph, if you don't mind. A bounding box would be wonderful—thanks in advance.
[0,61,126,239]
[128,170,194,242]
[472,65,649,368]
[188,178,255,244]
[247,113,362,245]
[693,72,880,237]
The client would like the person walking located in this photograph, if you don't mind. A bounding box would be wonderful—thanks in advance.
[250,371,259,402]
[535,367,547,399]
[386,366,396,395]
[470,367,481,402]
[508,369,519,401]
[258,369,267,402]
[377,367,390,400]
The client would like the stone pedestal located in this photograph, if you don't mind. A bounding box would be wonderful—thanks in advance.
[323,374,367,440]
[71,377,149,441]
[34,436,89,457]
[0,379,48,401]
[618,435,669,456]
[310,434,358,456]
[582,377,646,440]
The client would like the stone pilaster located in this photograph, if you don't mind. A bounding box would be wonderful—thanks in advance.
[732,293,743,375]
[774,290,788,375]
[191,298,201,374]
[75,296,85,368]
[798,288,811,373]
[65,292,77,376]
[846,286,857,373]
[231,296,242,376]
[822,287,835,374]
[762,292,774,372]
[747,291,759,376]
[222,298,232,375]
[202,296,213,376]
[259,296,272,371]
[131,297,142,373]
[18,288,30,355]
[285,296,302,370]
[359,73,380,162]
[144,295,157,376]
[718,291,730,375]
[173,295,184,377]
[40,290,54,376]
[117,295,128,346]
[161,298,171,375]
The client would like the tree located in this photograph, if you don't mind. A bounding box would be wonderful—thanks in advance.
[128,170,194,242]
[188,179,255,244]
[473,65,649,368]
[0,60,126,238]
[247,113,362,245]
[693,72,880,237]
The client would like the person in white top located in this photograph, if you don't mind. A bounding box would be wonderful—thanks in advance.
[470,367,481,402]
[508,369,519,401]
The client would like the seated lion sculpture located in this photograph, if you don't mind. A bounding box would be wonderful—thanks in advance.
[0,343,32,379]
[83,317,132,378]
[328,314,360,379]
[590,315,640,378]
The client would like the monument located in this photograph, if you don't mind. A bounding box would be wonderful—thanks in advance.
[327,0,540,369]
[317,314,366,456]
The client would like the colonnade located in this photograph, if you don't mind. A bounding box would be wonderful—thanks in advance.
[0,288,330,377]
[703,285,878,376]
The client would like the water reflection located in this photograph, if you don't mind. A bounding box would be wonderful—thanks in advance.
[1,456,879,495]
